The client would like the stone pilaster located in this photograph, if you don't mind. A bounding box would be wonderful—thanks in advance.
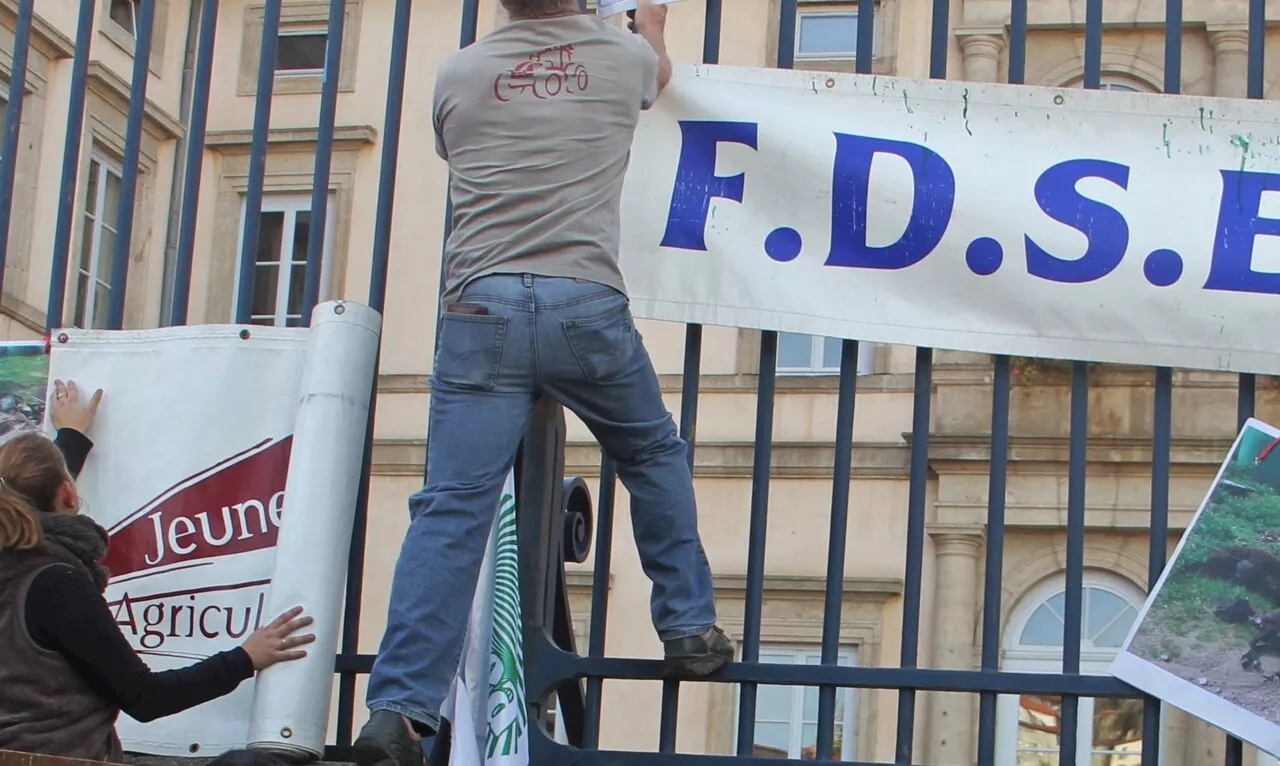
[1208,25,1250,99]
[925,524,984,765]
[956,28,1007,84]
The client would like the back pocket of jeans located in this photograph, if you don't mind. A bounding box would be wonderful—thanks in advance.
[434,313,508,391]
[563,301,636,383]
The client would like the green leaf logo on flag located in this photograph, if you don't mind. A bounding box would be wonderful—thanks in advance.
[486,491,527,761]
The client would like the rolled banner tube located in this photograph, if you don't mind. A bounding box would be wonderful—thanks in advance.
[247,300,383,761]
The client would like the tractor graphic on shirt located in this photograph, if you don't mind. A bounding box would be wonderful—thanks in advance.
[494,45,590,102]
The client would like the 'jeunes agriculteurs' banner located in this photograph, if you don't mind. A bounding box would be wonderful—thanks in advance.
[619,64,1280,375]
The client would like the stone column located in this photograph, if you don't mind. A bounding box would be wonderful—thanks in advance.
[926,524,984,765]
[956,28,1007,84]
[1182,717,1227,765]
[1208,25,1250,99]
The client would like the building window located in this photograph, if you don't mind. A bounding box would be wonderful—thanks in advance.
[796,10,860,60]
[235,194,335,327]
[997,572,1152,766]
[276,31,328,74]
[74,152,124,330]
[1070,75,1155,93]
[109,0,139,37]
[777,332,874,376]
[735,647,859,759]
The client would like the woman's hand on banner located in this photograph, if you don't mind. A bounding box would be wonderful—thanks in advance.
[241,605,316,670]
[51,379,104,434]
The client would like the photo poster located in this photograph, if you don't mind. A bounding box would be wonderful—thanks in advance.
[1112,418,1280,758]
[0,339,49,443]
[595,0,682,20]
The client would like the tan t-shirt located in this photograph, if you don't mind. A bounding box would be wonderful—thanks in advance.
[432,14,660,307]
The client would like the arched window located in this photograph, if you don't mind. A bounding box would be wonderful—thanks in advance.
[1065,74,1157,93]
[996,571,1150,766]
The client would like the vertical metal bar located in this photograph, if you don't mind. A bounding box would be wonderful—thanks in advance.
[927,0,948,80]
[703,0,722,65]
[158,0,202,325]
[234,0,283,324]
[894,5,950,758]
[678,344,702,464]
[1229,328,1254,766]
[657,334,703,752]
[658,1,724,749]
[656,683,679,753]
[735,331,778,755]
[334,0,411,746]
[460,0,480,47]
[105,0,157,330]
[1247,0,1265,100]
[1234,41,1263,766]
[988,31,1026,759]
[1082,0,1103,89]
[1141,6,1182,763]
[300,0,348,320]
[734,3,797,752]
[1067,3,1105,755]
[1006,0,1027,84]
[855,0,874,74]
[1141,367,1172,766]
[894,347,932,763]
[364,0,409,315]
[46,0,95,330]
[168,0,220,326]
[582,458,617,749]
[777,0,798,70]
[0,0,33,291]
[1163,0,1182,94]
[815,340,859,760]
[1059,361,1088,765]
[975,354,1011,765]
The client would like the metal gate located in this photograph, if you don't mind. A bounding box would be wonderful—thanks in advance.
[0,0,1267,764]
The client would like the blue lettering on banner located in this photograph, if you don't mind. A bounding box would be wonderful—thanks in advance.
[655,117,1280,299]
[1204,169,1280,296]
[1024,159,1131,284]
[660,120,759,251]
[825,133,956,270]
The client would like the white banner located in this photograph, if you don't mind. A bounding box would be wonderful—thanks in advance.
[446,471,528,766]
[48,324,309,756]
[620,64,1280,374]
[46,301,382,758]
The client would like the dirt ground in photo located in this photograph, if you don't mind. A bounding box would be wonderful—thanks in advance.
[1130,625,1280,724]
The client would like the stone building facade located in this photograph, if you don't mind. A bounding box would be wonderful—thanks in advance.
[2,0,1277,763]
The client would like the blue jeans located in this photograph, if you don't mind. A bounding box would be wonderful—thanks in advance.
[366,274,717,730]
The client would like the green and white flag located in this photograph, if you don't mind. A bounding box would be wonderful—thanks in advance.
[443,470,529,765]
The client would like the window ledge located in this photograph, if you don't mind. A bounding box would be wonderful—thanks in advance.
[714,573,904,602]
[203,124,378,151]
[0,291,46,334]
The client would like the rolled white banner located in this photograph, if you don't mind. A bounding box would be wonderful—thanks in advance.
[246,300,383,761]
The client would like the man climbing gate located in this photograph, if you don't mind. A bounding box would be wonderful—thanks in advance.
[354,2,734,765]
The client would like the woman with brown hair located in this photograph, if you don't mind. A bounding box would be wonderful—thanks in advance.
[0,384,315,763]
